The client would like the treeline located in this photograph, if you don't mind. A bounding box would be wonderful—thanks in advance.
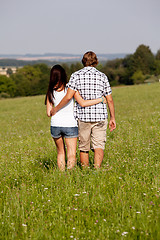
[0,44,160,98]
[98,44,160,85]
[0,59,58,67]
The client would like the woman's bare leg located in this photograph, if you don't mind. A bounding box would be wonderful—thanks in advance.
[65,138,77,169]
[53,137,66,171]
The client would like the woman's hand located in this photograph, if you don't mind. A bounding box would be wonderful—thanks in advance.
[102,96,106,104]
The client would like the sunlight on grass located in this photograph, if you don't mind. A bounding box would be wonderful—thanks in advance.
[0,83,160,239]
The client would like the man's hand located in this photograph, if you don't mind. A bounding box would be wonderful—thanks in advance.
[109,118,116,132]
[50,107,57,116]
[106,94,116,132]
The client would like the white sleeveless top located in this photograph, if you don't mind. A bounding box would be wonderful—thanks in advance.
[51,88,77,127]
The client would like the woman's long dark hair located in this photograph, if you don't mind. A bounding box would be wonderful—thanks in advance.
[45,65,67,105]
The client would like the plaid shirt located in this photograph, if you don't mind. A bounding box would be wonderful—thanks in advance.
[67,66,112,122]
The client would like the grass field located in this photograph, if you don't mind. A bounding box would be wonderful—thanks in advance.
[0,83,160,240]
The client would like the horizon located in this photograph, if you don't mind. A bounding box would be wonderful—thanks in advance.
[0,52,129,56]
[0,52,129,62]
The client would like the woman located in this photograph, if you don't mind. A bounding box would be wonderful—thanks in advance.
[45,65,106,171]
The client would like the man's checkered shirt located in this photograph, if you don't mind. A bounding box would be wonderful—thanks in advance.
[67,66,112,122]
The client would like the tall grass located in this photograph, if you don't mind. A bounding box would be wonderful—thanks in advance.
[0,83,160,239]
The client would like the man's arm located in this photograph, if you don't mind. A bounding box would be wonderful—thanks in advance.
[46,97,53,117]
[50,88,75,116]
[106,94,116,132]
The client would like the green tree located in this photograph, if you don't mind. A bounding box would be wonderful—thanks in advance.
[6,68,13,76]
[11,65,41,96]
[131,70,145,84]
[69,62,83,77]
[0,75,16,97]
[105,58,123,69]
[131,44,155,74]
[34,64,50,95]
[117,55,135,85]
[155,49,160,60]
[10,64,50,97]
[154,60,160,75]
[100,58,127,86]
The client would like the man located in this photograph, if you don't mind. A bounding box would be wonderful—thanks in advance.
[51,51,116,168]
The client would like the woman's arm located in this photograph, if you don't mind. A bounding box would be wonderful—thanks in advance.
[46,97,53,117]
[74,91,106,107]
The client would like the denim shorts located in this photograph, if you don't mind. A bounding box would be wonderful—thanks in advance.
[51,126,78,138]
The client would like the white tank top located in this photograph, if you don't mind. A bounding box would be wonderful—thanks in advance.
[51,88,77,127]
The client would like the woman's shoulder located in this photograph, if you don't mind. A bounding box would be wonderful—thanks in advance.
[53,87,66,93]
[53,88,66,97]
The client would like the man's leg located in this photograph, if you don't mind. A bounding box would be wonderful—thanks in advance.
[80,151,89,168]
[91,119,108,169]
[94,148,104,169]
[78,120,91,168]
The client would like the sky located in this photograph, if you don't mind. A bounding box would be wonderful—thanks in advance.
[0,0,160,55]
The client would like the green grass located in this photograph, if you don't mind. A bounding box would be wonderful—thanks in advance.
[0,83,160,240]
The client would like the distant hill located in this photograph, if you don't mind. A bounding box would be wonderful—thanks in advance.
[0,53,128,66]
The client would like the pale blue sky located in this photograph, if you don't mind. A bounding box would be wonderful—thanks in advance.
[0,0,159,55]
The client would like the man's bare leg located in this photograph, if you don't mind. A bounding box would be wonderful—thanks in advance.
[80,151,89,168]
[94,148,104,169]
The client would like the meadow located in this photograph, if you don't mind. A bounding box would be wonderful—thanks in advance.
[0,83,160,240]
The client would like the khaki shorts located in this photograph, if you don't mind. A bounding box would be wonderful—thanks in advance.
[78,119,108,151]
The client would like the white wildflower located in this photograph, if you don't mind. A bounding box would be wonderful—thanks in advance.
[22,224,27,227]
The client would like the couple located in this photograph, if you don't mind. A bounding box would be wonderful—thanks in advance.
[45,51,116,170]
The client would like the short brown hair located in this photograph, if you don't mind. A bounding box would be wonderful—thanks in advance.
[82,51,98,67]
